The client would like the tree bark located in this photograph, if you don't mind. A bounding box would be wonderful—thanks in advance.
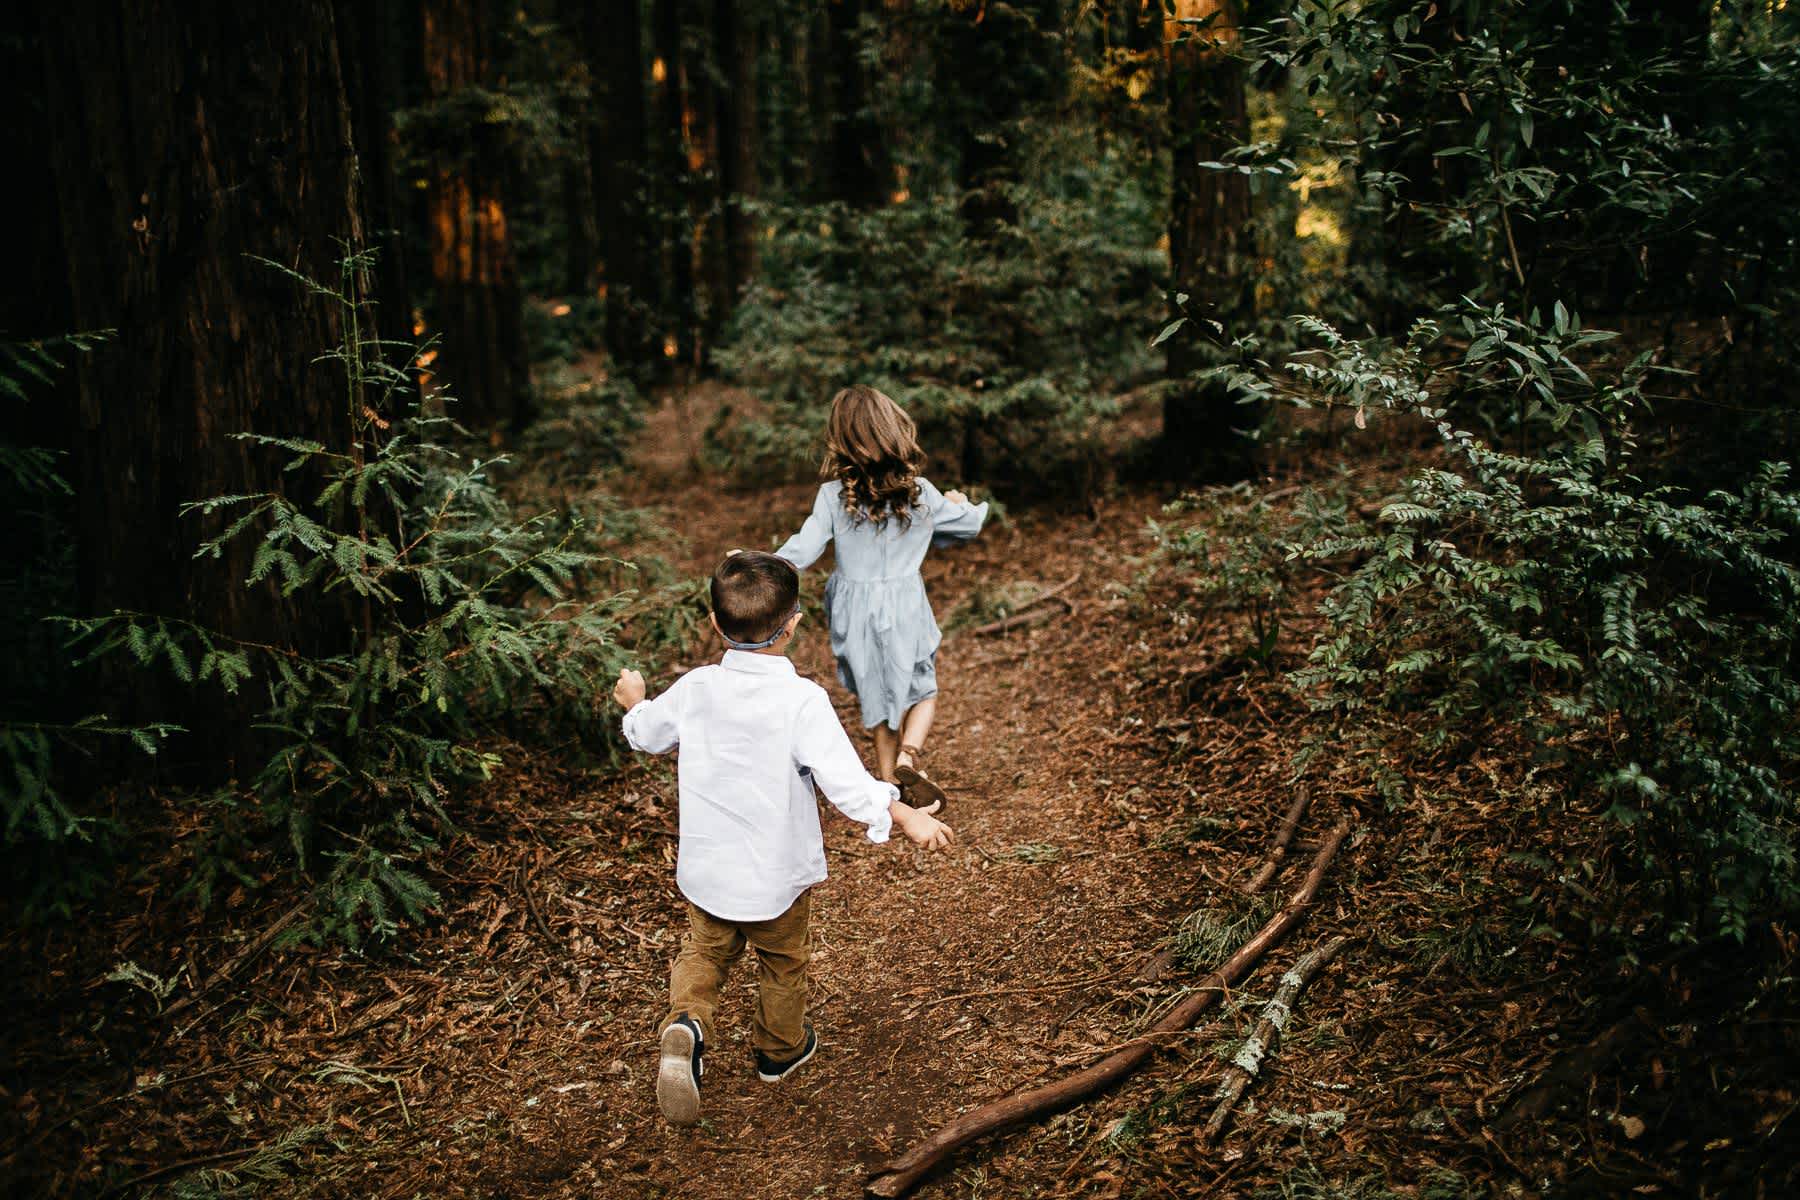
[1161,0,1255,478]
[822,0,893,208]
[421,0,532,429]
[651,0,697,370]
[40,0,369,762]
[335,0,420,355]
[715,0,759,304]
[586,0,658,377]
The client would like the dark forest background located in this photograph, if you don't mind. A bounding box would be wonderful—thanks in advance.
[2,1,1798,1195]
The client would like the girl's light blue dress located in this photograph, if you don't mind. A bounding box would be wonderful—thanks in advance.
[776,478,988,730]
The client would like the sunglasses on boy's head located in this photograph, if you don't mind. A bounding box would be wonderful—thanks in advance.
[721,603,802,651]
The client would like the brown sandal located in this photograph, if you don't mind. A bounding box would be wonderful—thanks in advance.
[894,744,948,812]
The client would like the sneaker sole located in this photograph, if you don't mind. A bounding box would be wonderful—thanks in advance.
[657,1024,701,1125]
[756,1034,818,1083]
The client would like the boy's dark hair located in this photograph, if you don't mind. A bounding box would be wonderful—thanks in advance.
[711,551,800,645]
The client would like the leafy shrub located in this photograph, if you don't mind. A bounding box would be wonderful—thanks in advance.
[58,253,638,944]
[1147,483,1364,671]
[1245,313,1799,940]
[708,134,1164,495]
[518,364,644,484]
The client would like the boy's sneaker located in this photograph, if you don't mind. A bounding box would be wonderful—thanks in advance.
[656,1015,704,1125]
[755,1023,818,1083]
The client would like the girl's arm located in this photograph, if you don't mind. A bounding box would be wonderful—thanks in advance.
[774,484,835,569]
[920,477,989,548]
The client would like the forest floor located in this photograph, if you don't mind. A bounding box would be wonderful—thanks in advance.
[4,384,1797,1199]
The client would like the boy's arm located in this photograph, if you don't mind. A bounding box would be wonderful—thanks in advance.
[615,668,681,754]
[773,485,835,570]
[794,691,954,850]
[920,476,988,549]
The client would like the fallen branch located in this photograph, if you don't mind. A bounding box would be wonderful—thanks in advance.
[161,900,308,1023]
[1241,786,1312,895]
[865,817,1353,1198]
[970,575,1079,636]
[1202,934,1347,1143]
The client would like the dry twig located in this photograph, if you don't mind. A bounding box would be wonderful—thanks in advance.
[1201,934,1347,1142]
[970,575,1079,636]
[1242,786,1311,895]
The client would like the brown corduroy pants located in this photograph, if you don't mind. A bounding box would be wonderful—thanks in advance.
[665,890,810,1060]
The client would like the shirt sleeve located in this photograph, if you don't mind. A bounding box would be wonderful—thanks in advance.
[920,476,989,549]
[774,484,836,570]
[620,677,684,754]
[793,689,897,843]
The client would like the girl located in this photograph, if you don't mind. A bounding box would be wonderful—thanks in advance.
[775,385,987,807]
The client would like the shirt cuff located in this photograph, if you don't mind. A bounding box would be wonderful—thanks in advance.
[620,698,651,745]
[863,783,900,844]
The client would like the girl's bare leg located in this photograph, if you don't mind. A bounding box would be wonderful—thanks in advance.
[895,697,938,770]
[873,723,901,781]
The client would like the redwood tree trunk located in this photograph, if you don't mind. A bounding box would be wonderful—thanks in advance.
[39,0,369,761]
[715,0,759,307]
[336,0,418,355]
[1162,0,1256,477]
[821,0,892,208]
[422,0,532,429]
[652,0,697,369]
[586,0,658,378]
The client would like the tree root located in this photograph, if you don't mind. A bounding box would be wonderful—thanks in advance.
[865,817,1353,1198]
[1202,934,1347,1142]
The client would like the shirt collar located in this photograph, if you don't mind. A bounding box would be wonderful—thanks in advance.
[720,648,797,675]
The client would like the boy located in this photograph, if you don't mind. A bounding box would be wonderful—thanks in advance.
[612,550,954,1126]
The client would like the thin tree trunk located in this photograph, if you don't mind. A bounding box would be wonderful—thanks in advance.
[716,0,759,302]
[587,0,657,378]
[652,0,696,370]
[823,0,893,208]
[421,0,532,429]
[1161,0,1255,478]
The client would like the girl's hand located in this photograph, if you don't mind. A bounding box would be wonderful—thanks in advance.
[613,668,646,708]
[944,488,970,506]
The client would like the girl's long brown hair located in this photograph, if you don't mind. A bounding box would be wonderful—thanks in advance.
[822,385,923,527]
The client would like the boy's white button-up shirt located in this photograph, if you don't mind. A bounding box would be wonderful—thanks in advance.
[621,649,899,922]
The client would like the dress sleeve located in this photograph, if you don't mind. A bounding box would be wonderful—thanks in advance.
[620,675,684,754]
[774,484,836,570]
[919,477,989,549]
[792,689,897,843]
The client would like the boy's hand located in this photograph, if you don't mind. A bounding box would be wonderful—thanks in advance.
[613,668,646,708]
[894,799,955,851]
[944,488,970,506]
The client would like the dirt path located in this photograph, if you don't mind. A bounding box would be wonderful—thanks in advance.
[544,386,1192,1198]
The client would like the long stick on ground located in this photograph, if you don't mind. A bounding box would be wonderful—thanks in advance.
[969,575,1079,636]
[1242,786,1311,895]
[865,817,1353,1198]
[1201,934,1347,1143]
